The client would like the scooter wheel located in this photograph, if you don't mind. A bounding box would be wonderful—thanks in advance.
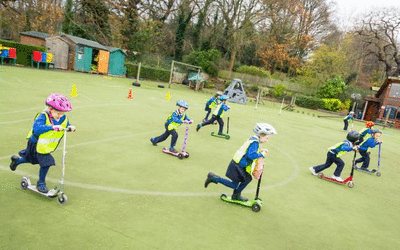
[20,179,28,190]
[225,135,230,140]
[184,152,190,158]
[347,181,354,188]
[57,193,68,206]
[251,203,261,212]
[318,173,323,179]
[178,153,184,160]
[376,172,381,177]
[211,132,215,136]
[220,194,227,200]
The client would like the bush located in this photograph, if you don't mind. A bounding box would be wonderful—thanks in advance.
[0,39,46,66]
[125,62,170,82]
[317,77,346,98]
[273,84,286,97]
[250,84,259,93]
[322,98,343,112]
[184,49,221,77]
[295,95,325,109]
[236,65,271,78]
[204,81,215,89]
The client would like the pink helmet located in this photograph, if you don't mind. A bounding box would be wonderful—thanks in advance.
[45,93,72,112]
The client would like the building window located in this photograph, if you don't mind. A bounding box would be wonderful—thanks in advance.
[389,83,400,98]
[77,45,84,54]
[383,105,397,119]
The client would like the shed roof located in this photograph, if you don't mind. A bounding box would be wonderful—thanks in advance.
[106,46,127,55]
[20,31,51,39]
[61,34,110,51]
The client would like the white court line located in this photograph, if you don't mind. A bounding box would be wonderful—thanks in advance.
[0,140,299,197]
[0,106,44,115]
[80,94,93,101]
[0,118,31,125]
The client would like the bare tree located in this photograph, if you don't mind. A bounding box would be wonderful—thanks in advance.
[216,0,265,71]
[354,7,400,77]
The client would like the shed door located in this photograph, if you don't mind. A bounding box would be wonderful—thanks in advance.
[98,50,109,74]
[108,51,125,76]
[75,46,92,72]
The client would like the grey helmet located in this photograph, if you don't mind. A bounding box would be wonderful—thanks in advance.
[371,129,382,134]
[346,130,360,143]
[253,123,277,136]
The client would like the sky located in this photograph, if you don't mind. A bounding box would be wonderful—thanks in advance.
[331,0,400,31]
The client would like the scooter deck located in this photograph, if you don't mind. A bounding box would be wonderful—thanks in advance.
[317,173,354,188]
[27,185,58,197]
[211,132,230,140]
[220,194,263,207]
[162,148,189,159]
[354,166,377,173]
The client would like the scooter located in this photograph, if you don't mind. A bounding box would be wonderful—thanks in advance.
[220,173,264,212]
[20,127,72,205]
[317,150,357,188]
[354,143,382,177]
[162,126,190,160]
[211,117,230,140]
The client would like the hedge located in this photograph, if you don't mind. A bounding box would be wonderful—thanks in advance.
[295,95,325,109]
[0,39,46,66]
[125,62,170,82]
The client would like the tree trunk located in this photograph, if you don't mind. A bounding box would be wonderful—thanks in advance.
[228,48,237,72]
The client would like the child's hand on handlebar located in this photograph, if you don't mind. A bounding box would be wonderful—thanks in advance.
[68,126,76,132]
[53,125,64,131]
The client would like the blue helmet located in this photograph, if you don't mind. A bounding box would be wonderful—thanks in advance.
[219,95,229,101]
[176,100,189,109]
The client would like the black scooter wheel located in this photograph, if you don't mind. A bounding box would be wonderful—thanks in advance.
[57,193,68,206]
[347,181,354,188]
[184,152,190,158]
[220,194,227,200]
[20,179,28,190]
[178,153,184,160]
[132,82,141,87]
[225,135,231,140]
[376,172,381,177]
[251,203,261,212]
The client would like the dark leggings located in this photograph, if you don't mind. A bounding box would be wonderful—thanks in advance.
[355,149,370,169]
[202,115,224,134]
[153,123,178,148]
[204,105,212,120]
[215,161,252,193]
[343,120,349,130]
[314,152,345,177]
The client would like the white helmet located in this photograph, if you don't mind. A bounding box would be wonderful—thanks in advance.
[253,123,277,135]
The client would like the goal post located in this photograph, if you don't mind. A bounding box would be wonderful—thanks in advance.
[168,60,201,88]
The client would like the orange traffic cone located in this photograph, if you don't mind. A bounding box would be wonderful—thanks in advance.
[127,88,133,99]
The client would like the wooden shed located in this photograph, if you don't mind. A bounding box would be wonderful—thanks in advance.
[107,47,127,76]
[45,36,69,69]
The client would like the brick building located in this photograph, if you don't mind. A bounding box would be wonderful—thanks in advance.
[363,77,400,128]
[20,31,50,47]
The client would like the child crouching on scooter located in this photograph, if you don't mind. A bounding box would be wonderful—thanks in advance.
[10,93,76,193]
[150,100,193,153]
[354,129,382,171]
[309,130,359,181]
[204,123,277,201]
[196,95,229,135]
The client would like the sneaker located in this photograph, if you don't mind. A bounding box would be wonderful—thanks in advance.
[204,172,219,188]
[169,148,178,154]
[331,175,343,182]
[196,124,201,132]
[150,138,157,146]
[218,132,224,136]
[10,155,19,171]
[232,192,248,202]
[309,167,317,176]
[36,182,48,193]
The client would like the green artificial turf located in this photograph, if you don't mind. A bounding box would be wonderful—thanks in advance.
[1,66,399,249]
